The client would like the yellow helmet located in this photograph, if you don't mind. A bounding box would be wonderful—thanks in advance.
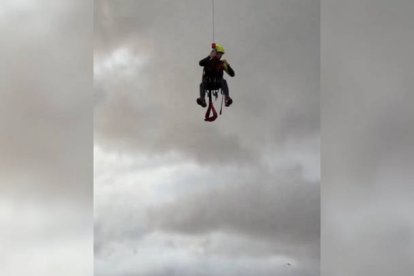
[213,43,225,54]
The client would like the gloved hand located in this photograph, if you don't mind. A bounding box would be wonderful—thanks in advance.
[222,59,229,70]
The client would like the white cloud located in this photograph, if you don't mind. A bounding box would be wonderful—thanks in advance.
[94,47,150,77]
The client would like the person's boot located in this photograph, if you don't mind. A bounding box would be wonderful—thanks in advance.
[196,97,207,108]
[225,96,233,107]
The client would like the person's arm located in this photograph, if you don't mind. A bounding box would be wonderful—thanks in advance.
[199,56,210,66]
[222,60,235,77]
[199,50,217,66]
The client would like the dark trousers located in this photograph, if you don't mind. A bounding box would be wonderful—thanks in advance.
[199,79,229,98]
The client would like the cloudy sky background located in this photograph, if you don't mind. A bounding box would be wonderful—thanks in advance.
[2,0,411,275]
[322,0,414,275]
[94,0,320,275]
[0,0,92,275]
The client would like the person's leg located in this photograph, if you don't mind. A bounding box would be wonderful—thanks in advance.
[199,82,206,98]
[221,79,229,96]
[221,79,233,106]
[197,82,207,107]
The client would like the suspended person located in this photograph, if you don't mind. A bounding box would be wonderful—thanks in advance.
[197,43,235,108]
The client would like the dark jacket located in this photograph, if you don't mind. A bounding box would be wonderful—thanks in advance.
[199,56,235,83]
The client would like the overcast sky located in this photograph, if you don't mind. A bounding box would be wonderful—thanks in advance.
[2,1,412,275]
[94,0,320,275]
[322,0,414,275]
[0,0,92,275]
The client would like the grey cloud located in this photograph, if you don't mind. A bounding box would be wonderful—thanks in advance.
[94,154,319,275]
[322,0,414,275]
[95,232,318,276]
[1,1,93,275]
[94,1,320,275]
[94,0,320,164]
[1,0,92,201]
[148,172,319,255]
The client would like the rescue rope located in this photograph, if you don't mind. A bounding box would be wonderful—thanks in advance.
[212,0,215,42]
[219,92,224,115]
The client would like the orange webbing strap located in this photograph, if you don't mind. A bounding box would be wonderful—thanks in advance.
[204,92,218,122]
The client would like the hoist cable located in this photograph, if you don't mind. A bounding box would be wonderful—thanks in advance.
[212,0,215,42]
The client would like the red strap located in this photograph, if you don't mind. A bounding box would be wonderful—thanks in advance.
[204,96,218,122]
